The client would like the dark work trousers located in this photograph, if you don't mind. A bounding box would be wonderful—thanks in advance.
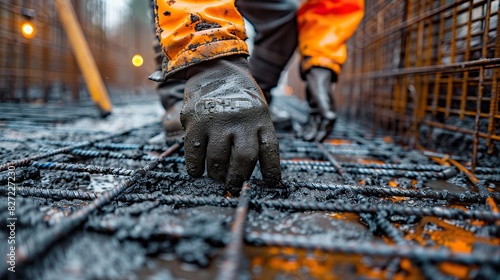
[237,0,299,96]
[153,0,299,109]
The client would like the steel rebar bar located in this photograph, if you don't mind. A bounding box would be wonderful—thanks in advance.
[0,186,238,207]
[26,161,188,181]
[0,122,159,172]
[5,143,181,274]
[217,182,251,280]
[255,198,500,222]
[245,232,500,265]
[281,160,450,172]
[283,181,499,202]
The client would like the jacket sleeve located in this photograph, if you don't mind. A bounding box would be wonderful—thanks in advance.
[297,0,364,76]
[152,0,249,81]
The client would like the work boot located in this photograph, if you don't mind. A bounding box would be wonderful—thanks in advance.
[161,102,183,137]
[267,91,293,131]
[157,79,185,137]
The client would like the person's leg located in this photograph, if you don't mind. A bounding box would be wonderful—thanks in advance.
[236,0,298,103]
[157,79,185,137]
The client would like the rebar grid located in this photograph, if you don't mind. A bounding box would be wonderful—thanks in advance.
[2,143,181,271]
[244,231,500,265]
[2,160,494,202]
[340,0,500,169]
[1,121,500,279]
[0,122,162,172]
[4,184,499,222]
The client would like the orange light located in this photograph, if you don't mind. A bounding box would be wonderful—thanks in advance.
[132,54,144,67]
[21,22,36,39]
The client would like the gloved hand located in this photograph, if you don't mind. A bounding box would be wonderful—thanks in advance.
[180,56,281,190]
[301,67,337,142]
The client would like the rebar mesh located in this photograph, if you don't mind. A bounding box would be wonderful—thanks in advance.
[0,101,499,279]
[340,0,500,170]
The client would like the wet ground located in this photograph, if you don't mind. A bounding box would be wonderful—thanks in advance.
[0,96,499,279]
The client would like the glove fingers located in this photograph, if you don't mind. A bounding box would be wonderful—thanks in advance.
[258,125,281,186]
[184,128,207,178]
[225,133,259,190]
[207,134,232,183]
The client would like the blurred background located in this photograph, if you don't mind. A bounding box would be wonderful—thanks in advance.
[0,0,156,103]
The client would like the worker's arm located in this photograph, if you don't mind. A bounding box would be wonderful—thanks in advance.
[151,0,281,190]
[297,0,364,142]
[152,0,249,80]
[297,0,364,76]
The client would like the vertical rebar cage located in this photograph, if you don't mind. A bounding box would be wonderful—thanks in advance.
[340,0,500,169]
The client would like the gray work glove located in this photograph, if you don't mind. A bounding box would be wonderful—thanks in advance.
[301,67,337,142]
[180,56,281,190]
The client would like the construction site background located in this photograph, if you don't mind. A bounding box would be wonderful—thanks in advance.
[338,0,499,168]
[0,0,156,103]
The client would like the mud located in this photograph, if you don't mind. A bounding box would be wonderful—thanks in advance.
[194,22,222,32]
[247,210,372,240]
[25,233,146,280]
[190,14,200,23]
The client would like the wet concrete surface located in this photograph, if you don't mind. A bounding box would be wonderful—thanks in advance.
[0,96,499,279]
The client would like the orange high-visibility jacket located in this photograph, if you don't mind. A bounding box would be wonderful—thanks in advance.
[154,0,364,79]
